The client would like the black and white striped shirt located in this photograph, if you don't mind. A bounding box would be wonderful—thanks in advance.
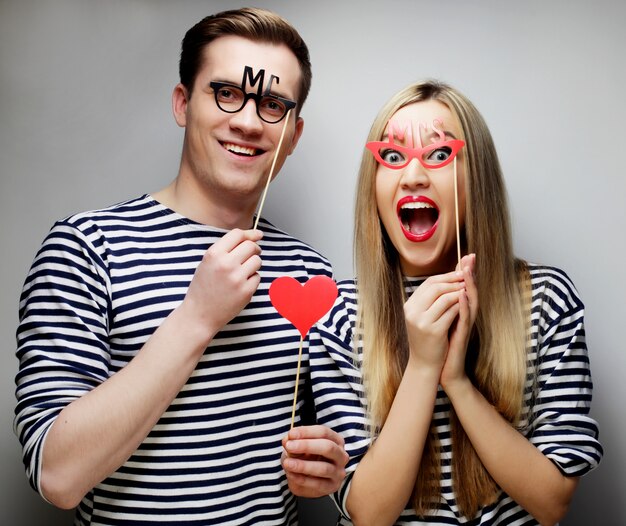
[15,194,334,525]
[309,265,603,525]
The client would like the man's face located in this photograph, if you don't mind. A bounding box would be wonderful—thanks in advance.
[173,35,304,222]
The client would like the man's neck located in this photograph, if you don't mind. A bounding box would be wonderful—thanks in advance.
[152,177,257,230]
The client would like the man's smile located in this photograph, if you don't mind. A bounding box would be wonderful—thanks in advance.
[221,141,264,157]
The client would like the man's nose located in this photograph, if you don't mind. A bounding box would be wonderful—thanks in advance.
[230,98,264,134]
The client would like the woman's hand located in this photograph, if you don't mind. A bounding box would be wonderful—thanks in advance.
[440,253,478,391]
[404,264,468,374]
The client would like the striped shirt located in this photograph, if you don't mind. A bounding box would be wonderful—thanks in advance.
[14,194,334,525]
[308,265,603,525]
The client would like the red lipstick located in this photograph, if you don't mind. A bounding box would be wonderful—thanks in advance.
[396,196,439,242]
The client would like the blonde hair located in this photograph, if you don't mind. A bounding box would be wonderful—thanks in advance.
[355,80,530,517]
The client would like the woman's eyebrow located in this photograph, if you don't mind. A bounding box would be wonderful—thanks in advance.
[423,129,458,142]
[380,131,458,144]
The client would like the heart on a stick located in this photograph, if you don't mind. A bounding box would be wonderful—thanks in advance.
[269,275,338,337]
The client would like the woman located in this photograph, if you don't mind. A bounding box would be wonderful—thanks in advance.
[296,80,602,525]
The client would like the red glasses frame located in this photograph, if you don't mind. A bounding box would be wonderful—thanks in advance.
[366,118,465,170]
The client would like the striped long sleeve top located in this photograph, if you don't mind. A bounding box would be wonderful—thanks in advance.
[14,194,335,525]
[308,265,603,525]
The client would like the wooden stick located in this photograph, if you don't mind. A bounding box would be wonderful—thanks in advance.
[253,109,292,230]
[454,157,461,266]
[290,335,304,430]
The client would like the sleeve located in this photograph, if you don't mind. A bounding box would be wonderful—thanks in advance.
[308,283,371,520]
[525,267,603,476]
[13,221,112,495]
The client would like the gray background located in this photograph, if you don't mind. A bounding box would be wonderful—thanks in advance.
[1,0,624,524]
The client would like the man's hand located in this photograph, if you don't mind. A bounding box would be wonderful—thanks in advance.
[179,228,263,344]
[281,425,349,498]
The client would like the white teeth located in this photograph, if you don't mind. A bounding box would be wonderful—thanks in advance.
[224,143,257,156]
[401,201,434,210]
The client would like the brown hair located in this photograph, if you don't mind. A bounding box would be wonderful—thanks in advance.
[355,79,530,517]
[179,7,311,114]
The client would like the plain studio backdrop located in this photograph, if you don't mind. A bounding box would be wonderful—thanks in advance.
[1,1,624,524]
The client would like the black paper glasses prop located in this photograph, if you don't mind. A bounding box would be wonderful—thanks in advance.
[210,82,296,124]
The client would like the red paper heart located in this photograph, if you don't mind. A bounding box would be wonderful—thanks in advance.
[269,275,338,337]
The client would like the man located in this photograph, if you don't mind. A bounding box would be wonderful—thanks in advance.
[14,8,348,525]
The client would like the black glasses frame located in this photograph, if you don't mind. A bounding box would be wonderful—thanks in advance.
[209,81,297,124]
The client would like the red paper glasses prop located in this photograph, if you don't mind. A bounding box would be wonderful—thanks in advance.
[367,118,466,265]
[366,118,465,170]
[269,275,338,428]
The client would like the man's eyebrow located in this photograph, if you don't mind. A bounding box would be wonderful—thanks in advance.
[265,89,293,100]
[210,78,240,86]
[209,78,293,100]
[262,83,295,100]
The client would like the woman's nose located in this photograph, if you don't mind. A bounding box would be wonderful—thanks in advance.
[400,158,430,189]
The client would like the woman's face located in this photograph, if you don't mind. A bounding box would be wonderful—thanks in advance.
[374,100,466,276]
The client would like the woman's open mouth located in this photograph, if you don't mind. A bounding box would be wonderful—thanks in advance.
[397,196,439,242]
